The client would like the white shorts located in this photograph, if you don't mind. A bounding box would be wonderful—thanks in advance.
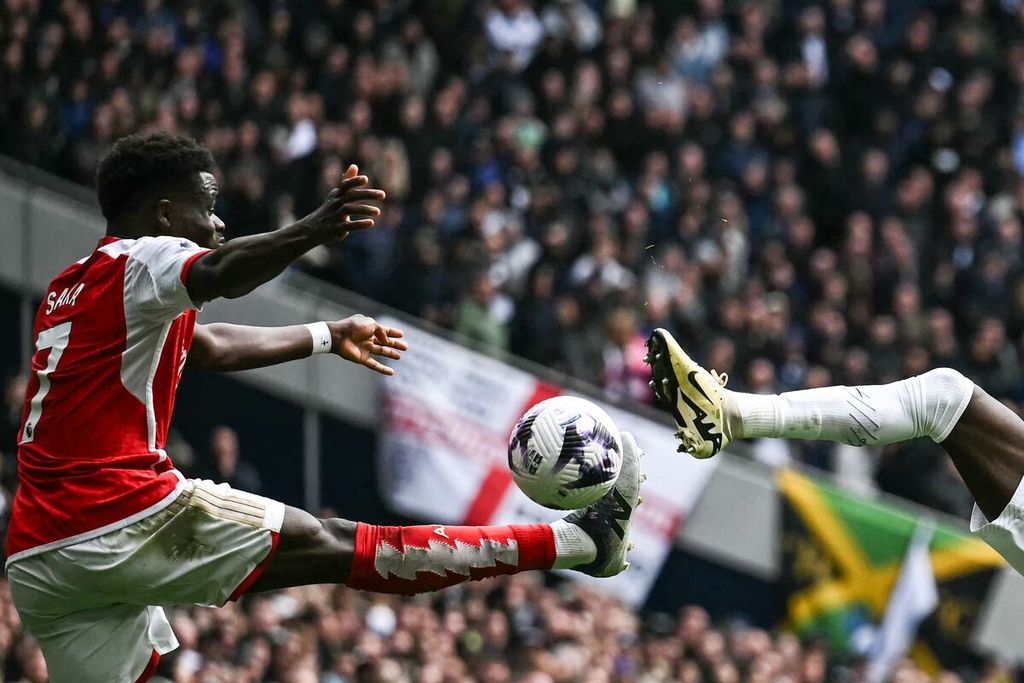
[7,479,285,683]
[971,476,1024,575]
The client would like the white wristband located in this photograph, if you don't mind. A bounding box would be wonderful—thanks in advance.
[306,321,333,354]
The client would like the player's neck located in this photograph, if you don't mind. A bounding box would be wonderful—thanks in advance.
[105,221,161,241]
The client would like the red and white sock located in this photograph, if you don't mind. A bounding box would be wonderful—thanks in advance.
[346,521,595,594]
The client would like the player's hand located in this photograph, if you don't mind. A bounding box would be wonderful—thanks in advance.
[302,164,386,242]
[330,314,408,376]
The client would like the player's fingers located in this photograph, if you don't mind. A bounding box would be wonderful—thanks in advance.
[371,345,402,360]
[364,358,395,376]
[336,188,386,202]
[373,326,389,345]
[338,173,368,187]
[340,204,381,217]
[336,174,369,192]
[341,218,376,231]
[345,164,359,179]
[382,327,407,350]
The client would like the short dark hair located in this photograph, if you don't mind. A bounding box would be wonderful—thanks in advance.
[96,132,214,221]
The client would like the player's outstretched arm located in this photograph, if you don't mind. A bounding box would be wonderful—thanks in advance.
[185,165,385,303]
[188,315,407,374]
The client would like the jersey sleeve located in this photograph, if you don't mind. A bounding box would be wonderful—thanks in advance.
[124,236,211,320]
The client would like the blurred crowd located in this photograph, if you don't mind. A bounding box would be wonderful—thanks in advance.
[4,0,1024,508]
[0,572,1009,683]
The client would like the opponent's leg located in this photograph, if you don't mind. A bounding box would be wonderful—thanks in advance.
[722,372,1024,519]
[646,328,1024,520]
[720,369,971,446]
[249,432,644,594]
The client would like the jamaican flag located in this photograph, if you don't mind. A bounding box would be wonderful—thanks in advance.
[778,469,1003,671]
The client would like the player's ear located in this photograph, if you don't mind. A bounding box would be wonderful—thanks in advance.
[155,199,172,231]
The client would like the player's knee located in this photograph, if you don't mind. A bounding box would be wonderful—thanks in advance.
[280,509,356,556]
[918,367,975,441]
[314,517,357,556]
[922,367,973,400]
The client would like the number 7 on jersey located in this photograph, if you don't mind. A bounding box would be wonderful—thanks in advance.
[21,322,73,444]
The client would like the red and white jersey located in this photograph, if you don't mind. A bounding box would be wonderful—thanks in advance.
[6,235,211,562]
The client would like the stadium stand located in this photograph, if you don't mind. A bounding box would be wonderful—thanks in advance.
[4,0,1024,679]
[1,572,1014,683]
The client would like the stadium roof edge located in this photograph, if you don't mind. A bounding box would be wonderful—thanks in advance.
[0,153,97,209]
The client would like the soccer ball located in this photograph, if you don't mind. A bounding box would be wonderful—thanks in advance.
[507,396,623,510]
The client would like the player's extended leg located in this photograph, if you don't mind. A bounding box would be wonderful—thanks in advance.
[248,432,644,595]
[645,329,1024,522]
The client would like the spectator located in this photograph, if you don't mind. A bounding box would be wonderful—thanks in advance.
[602,307,651,403]
[0,376,25,488]
[455,272,512,352]
[202,425,262,494]
[484,0,544,73]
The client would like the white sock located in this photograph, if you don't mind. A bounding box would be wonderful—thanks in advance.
[723,368,975,446]
[550,519,597,569]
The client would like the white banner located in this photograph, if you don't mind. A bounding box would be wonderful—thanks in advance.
[378,319,719,606]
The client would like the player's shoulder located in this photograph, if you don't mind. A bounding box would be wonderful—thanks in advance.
[117,235,205,265]
[129,235,202,253]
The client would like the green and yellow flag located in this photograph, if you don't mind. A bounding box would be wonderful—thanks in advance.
[778,469,1004,670]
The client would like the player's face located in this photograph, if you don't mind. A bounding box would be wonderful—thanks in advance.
[165,171,226,249]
